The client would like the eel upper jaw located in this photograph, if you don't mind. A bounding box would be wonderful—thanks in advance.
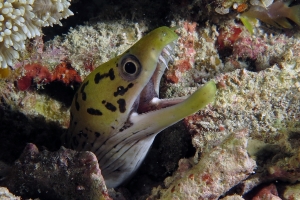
[129,41,186,117]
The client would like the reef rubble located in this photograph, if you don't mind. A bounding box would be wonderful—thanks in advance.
[2,143,110,200]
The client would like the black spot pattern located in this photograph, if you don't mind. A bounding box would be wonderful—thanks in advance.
[94,68,115,84]
[117,99,126,113]
[80,81,89,101]
[87,108,102,115]
[113,83,134,97]
[82,93,86,101]
[77,130,84,138]
[119,121,132,132]
[75,93,80,111]
[102,101,117,112]
[95,132,100,137]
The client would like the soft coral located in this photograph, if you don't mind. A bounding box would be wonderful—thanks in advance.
[242,0,300,28]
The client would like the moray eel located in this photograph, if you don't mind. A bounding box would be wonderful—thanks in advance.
[63,26,217,188]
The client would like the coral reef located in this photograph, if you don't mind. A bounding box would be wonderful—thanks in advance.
[283,183,300,199]
[51,62,81,84]
[0,0,73,68]
[2,143,111,200]
[165,21,197,83]
[155,17,300,198]
[0,77,70,128]
[217,20,298,71]
[17,63,52,91]
[14,21,147,80]
[0,21,147,131]
[215,0,247,14]
[17,62,81,91]
[148,129,256,199]
[221,194,245,200]
[182,65,300,196]
[252,184,280,200]
[0,0,299,199]
[241,0,300,29]
[0,187,20,199]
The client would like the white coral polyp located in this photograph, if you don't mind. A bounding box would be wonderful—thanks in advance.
[0,0,73,68]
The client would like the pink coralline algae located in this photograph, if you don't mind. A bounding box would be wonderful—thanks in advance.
[148,129,256,199]
[232,37,267,60]
[217,24,268,61]
[217,26,242,50]
[51,62,82,84]
[17,62,82,91]
[252,184,281,200]
[166,21,197,83]
[2,143,111,200]
[17,63,52,91]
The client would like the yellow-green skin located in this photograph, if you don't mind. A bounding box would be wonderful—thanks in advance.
[63,27,217,188]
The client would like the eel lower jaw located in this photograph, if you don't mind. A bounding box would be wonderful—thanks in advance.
[138,96,188,114]
[124,80,216,143]
[125,95,190,141]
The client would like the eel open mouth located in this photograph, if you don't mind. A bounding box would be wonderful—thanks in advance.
[132,41,186,115]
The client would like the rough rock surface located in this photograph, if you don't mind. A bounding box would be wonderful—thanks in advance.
[0,187,20,200]
[148,129,256,199]
[1,143,111,200]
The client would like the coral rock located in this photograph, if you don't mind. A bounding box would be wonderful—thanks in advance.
[183,63,300,195]
[0,187,20,200]
[252,184,281,200]
[283,183,300,199]
[3,143,111,200]
[217,26,242,50]
[52,62,82,85]
[233,37,267,60]
[221,194,245,200]
[17,63,52,91]
[149,129,256,199]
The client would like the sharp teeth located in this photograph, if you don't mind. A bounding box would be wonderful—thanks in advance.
[159,42,175,69]
[165,44,173,52]
[162,46,171,57]
[159,54,168,69]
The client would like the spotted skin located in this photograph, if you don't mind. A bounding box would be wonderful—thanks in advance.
[63,27,217,188]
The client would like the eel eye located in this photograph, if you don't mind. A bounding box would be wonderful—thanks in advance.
[119,54,141,81]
